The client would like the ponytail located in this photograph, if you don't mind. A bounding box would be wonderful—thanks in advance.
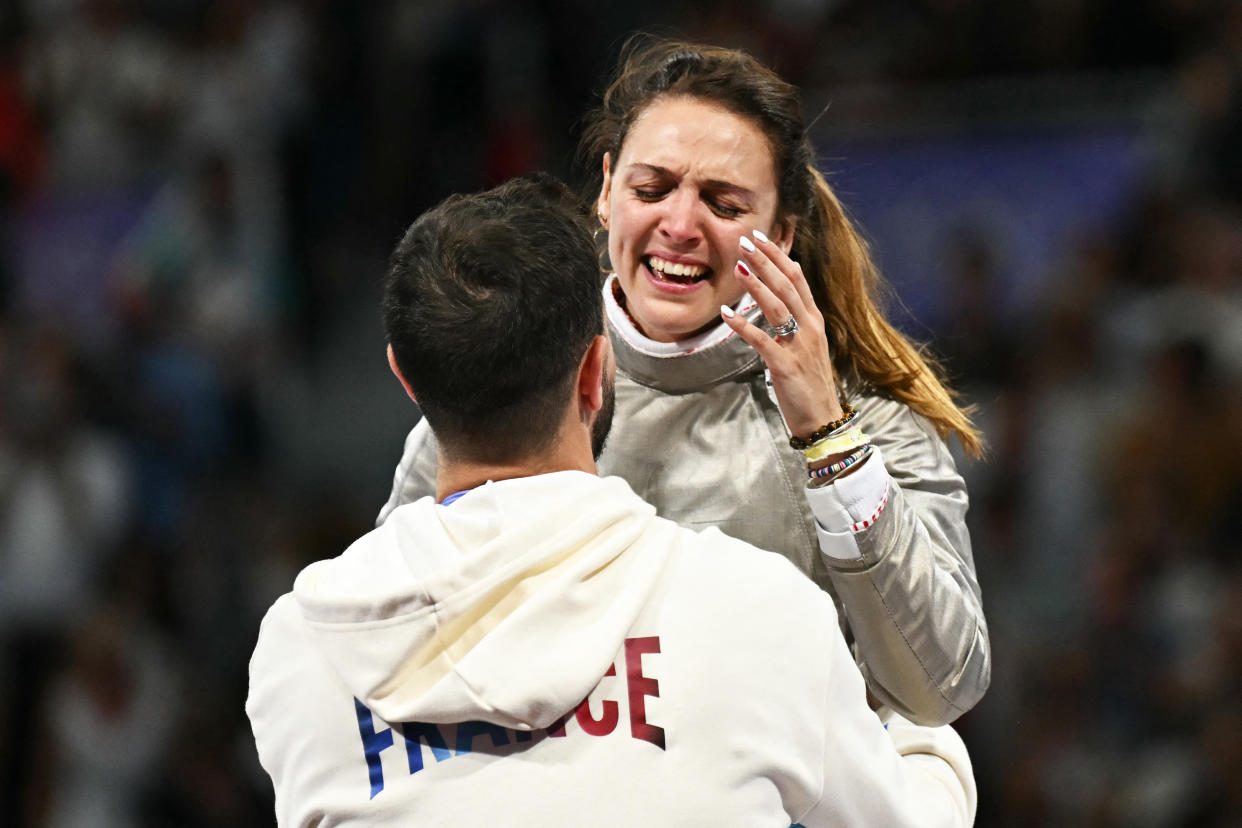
[797,167,984,458]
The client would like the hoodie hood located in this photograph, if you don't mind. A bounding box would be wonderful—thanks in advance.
[293,471,674,731]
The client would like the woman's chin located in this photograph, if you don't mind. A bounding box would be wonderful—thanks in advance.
[632,304,724,343]
[618,275,734,343]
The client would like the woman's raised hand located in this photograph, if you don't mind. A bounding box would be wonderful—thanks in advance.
[720,230,843,439]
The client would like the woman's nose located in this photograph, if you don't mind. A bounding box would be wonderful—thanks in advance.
[658,190,702,245]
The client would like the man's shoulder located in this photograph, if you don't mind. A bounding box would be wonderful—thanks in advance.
[250,592,304,670]
[653,517,839,627]
[247,592,306,725]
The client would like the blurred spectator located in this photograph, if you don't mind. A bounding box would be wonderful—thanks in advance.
[936,227,1020,390]
[0,325,132,825]
[112,152,283,367]
[19,0,183,193]
[1106,198,1242,383]
[32,601,178,828]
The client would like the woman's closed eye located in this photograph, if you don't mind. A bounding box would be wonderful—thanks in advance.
[631,182,749,218]
[708,199,745,218]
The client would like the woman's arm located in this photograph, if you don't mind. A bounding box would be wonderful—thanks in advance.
[375,418,439,526]
[722,231,989,725]
[807,393,989,725]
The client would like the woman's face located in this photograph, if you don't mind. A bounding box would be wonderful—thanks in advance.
[597,95,794,343]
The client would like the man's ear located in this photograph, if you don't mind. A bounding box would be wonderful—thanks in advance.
[387,344,417,403]
[596,153,612,227]
[576,334,611,416]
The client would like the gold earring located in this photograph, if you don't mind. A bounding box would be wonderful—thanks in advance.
[594,214,613,274]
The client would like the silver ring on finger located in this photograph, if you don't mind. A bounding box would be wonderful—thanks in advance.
[772,315,799,338]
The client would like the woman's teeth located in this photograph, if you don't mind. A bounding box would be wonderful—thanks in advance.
[646,255,710,283]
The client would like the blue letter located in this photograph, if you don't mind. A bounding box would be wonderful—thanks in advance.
[402,722,452,774]
[354,699,394,799]
[455,720,511,754]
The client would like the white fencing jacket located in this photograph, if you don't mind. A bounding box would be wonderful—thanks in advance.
[248,471,976,826]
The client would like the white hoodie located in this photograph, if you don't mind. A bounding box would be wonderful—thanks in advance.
[247,471,976,826]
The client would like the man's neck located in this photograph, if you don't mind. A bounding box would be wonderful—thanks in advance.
[435,448,597,504]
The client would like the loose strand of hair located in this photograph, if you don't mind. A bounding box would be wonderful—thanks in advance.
[802,167,985,458]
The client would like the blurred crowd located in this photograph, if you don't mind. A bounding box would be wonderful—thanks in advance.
[0,1,1240,826]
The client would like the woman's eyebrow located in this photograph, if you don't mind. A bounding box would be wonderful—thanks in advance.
[702,178,756,199]
[625,163,756,198]
[624,162,674,178]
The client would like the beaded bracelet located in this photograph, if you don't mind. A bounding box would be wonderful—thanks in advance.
[803,426,868,463]
[788,402,856,450]
[808,443,872,480]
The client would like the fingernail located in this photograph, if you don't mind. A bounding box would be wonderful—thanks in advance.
[720,304,736,319]
[739,235,756,253]
[736,260,751,277]
[753,229,769,244]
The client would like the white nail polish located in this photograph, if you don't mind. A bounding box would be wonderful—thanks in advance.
[720,304,736,318]
[753,229,769,244]
[739,235,756,253]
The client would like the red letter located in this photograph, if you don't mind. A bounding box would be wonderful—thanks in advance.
[625,637,665,749]
[546,713,570,738]
[574,664,618,736]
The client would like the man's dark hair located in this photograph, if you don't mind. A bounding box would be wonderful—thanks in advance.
[383,174,602,462]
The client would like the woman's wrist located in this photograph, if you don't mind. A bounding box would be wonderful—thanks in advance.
[788,398,855,450]
[807,442,873,485]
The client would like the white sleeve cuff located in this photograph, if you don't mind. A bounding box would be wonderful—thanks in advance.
[806,445,891,560]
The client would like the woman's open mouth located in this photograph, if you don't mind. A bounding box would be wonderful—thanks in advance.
[643,254,712,285]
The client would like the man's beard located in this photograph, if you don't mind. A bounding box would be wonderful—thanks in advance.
[591,374,616,461]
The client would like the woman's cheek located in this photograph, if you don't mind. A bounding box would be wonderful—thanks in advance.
[717,267,747,306]
[609,235,623,276]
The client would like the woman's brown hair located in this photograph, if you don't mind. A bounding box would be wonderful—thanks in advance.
[581,35,983,457]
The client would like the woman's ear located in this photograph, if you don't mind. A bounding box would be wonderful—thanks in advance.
[596,153,612,226]
[774,216,797,255]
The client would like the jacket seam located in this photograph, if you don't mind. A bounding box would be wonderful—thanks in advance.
[864,572,964,717]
